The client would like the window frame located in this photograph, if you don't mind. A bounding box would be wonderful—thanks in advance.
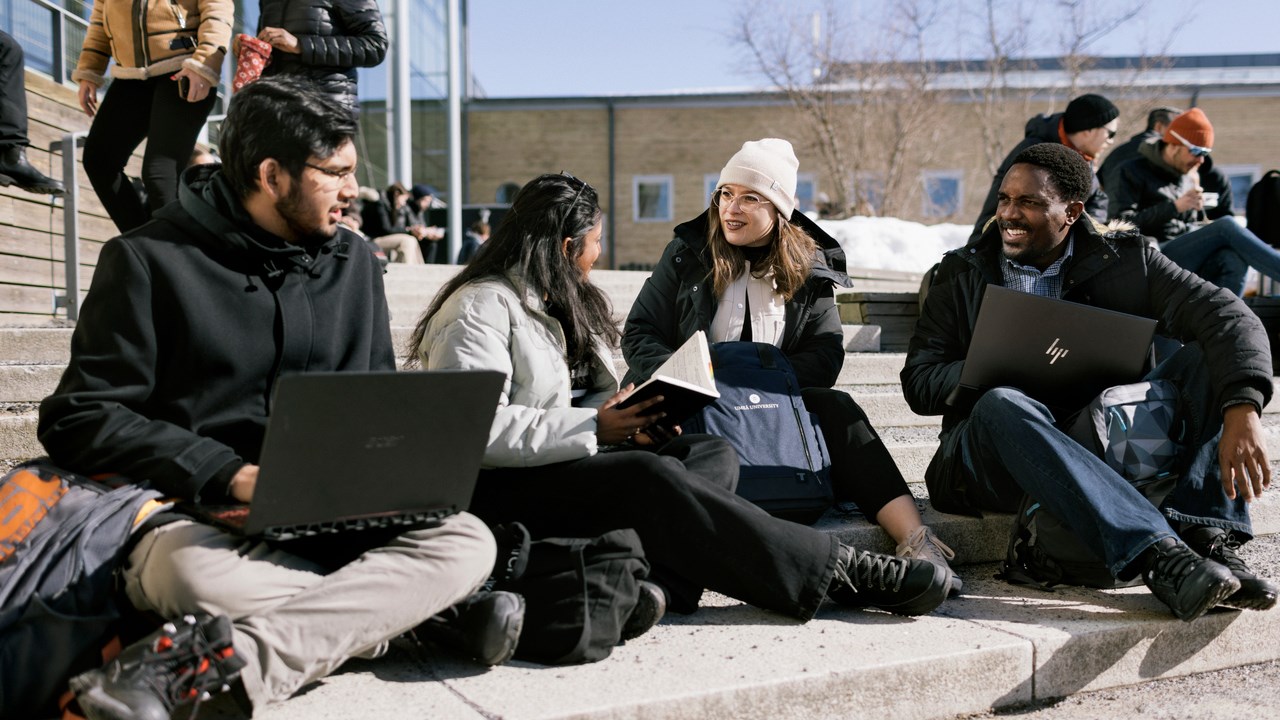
[633,174,675,223]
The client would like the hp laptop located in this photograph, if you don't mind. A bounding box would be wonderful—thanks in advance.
[956,285,1157,411]
[193,370,503,542]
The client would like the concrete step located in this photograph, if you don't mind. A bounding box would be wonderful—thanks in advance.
[209,537,1280,720]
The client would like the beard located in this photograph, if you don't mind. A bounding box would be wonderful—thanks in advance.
[275,183,337,246]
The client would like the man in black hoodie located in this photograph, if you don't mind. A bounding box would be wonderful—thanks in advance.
[968,93,1119,243]
[38,78,500,720]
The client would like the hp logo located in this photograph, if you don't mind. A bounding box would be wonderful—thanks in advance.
[1045,338,1069,365]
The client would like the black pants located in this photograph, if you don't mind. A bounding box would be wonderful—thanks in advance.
[470,434,839,620]
[83,75,216,232]
[802,387,912,517]
[0,31,28,147]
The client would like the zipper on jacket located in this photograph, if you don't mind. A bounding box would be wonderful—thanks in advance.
[169,0,187,30]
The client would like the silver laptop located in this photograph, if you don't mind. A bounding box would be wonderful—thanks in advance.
[193,370,503,541]
[956,285,1157,411]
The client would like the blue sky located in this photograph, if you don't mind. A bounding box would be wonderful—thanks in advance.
[467,0,1280,97]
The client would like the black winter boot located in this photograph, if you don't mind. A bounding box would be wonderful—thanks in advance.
[1182,525,1278,610]
[1142,538,1240,621]
[413,590,525,666]
[0,144,65,195]
[70,613,246,720]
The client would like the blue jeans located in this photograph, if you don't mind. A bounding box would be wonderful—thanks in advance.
[1160,218,1280,296]
[955,344,1251,576]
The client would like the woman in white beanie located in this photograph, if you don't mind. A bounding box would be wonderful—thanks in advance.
[623,139,961,594]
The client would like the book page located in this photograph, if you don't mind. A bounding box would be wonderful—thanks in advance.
[651,331,715,392]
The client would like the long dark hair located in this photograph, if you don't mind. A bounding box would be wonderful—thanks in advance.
[405,173,617,367]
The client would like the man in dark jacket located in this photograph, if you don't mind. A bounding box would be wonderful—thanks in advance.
[904,142,1277,621]
[257,0,388,113]
[39,78,499,720]
[1109,107,1280,296]
[1098,105,1179,194]
[968,93,1119,243]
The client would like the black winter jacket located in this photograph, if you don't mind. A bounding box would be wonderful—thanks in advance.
[38,164,395,502]
[1108,139,1234,243]
[622,211,851,390]
[969,113,1109,242]
[902,217,1272,516]
[257,0,388,110]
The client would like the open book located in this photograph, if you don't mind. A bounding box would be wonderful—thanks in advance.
[618,331,719,424]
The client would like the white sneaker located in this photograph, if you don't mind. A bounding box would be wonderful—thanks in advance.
[896,526,962,596]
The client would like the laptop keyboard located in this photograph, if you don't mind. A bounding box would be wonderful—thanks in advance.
[262,509,454,542]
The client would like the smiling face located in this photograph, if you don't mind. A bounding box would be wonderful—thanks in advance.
[716,183,776,248]
[274,140,358,244]
[565,221,603,279]
[995,163,1083,270]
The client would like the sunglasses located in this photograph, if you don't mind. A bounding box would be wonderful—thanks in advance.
[1106,128,1117,140]
[1168,129,1211,157]
[557,171,593,238]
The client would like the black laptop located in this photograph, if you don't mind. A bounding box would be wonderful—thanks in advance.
[956,285,1158,411]
[192,370,503,542]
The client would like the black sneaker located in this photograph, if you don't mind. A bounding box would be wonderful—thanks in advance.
[827,544,950,616]
[620,580,667,641]
[70,613,246,720]
[413,590,525,666]
[1142,539,1241,621]
[1183,526,1278,611]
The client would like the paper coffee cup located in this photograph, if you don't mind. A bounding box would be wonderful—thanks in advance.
[1202,192,1219,209]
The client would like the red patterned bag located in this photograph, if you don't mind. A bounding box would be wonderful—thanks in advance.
[233,33,273,93]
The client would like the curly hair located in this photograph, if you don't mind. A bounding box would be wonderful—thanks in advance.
[1010,143,1093,203]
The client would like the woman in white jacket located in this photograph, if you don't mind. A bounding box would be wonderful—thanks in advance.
[408,173,951,624]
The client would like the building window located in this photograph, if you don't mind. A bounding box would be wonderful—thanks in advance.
[921,170,963,218]
[1217,165,1261,212]
[704,174,720,207]
[796,173,818,214]
[852,172,885,215]
[634,175,673,222]
[496,182,521,204]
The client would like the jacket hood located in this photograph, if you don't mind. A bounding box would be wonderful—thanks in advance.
[1024,113,1064,143]
[672,209,852,288]
[155,164,353,276]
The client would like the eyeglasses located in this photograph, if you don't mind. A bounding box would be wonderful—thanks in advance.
[712,187,772,211]
[1168,129,1211,157]
[557,171,592,238]
[1106,128,1117,140]
[304,162,358,184]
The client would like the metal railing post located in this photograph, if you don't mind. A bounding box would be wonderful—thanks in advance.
[49,132,87,321]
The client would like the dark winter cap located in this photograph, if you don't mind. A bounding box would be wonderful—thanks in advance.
[1062,94,1120,133]
[411,184,438,201]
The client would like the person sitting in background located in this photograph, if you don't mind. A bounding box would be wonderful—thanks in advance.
[969,93,1119,243]
[362,182,424,264]
[410,172,953,629]
[256,0,387,115]
[0,30,65,195]
[188,143,220,168]
[1109,107,1280,296]
[1099,106,1180,194]
[457,219,488,264]
[407,183,448,263]
[623,138,961,594]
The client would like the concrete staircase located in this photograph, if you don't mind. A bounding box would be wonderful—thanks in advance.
[7,264,1280,719]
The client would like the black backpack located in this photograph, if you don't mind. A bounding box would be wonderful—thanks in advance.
[685,342,833,524]
[0,461,163,718]
[488,523,650,665]
[998,381,1185,589]
[1247,169,1280,248]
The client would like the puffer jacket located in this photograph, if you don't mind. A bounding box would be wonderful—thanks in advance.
[72,0,233,86]
[257,0,388,110]
[969,113,1109,242]
[901,216,1272,516]
[1108,138,1235,243]
[38,164,394,502]
[419,272,621,469]
[622,210,851,390]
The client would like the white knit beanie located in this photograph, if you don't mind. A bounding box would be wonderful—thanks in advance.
[717,138,799,218]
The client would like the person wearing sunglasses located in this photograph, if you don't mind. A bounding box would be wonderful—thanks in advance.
[1109,107,1280,297]
[622,139,961,595]
[968,93,1120,244]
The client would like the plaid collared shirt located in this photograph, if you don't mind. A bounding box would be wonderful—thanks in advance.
[1000,237,1075,299]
